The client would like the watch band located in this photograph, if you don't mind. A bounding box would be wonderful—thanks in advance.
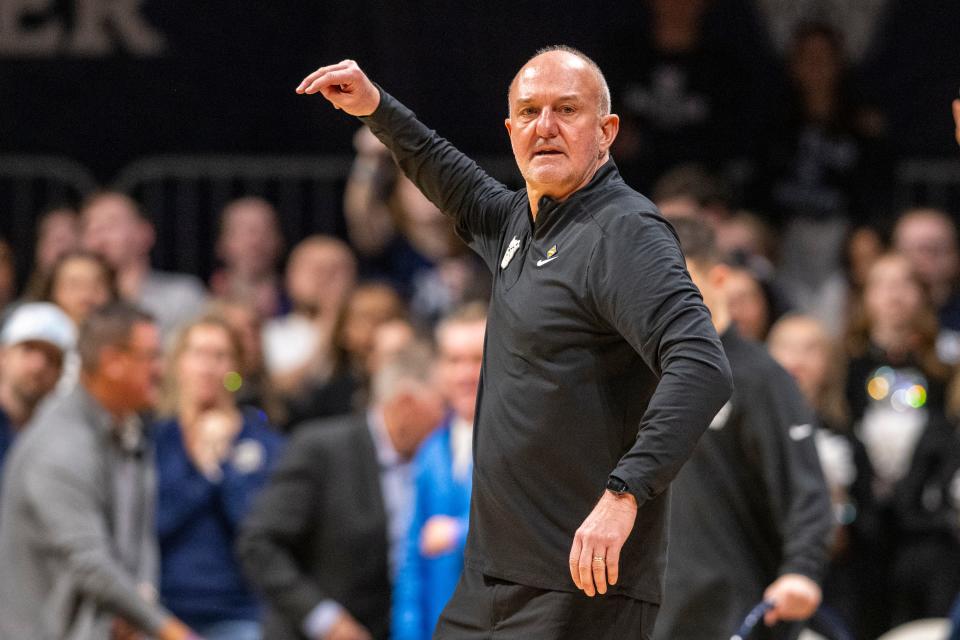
[606,476,629,495]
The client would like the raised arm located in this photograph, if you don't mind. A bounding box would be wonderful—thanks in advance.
[343,127,399,256]
[297,60,516,260]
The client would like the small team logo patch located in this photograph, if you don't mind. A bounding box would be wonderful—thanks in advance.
[709,401,732,430]
[501,236,521,269]
[536,245,559,267]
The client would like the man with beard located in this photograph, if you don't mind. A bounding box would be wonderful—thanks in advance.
[0,302,75,478]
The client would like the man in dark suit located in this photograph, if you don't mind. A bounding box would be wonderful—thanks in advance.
[238,344,444,640]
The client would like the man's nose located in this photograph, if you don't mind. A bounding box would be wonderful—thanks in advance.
[535,108,558,138]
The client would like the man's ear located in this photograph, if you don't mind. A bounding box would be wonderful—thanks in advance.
[599,113,620,153]
[504,118,512,136]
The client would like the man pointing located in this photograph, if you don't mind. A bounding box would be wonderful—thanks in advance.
[297,46,732,639]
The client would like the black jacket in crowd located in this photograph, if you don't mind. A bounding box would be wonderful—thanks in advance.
[654,328,833,640]
[237,415,391,640]
[361,88,733,605]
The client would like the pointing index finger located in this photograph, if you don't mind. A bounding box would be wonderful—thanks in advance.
[296,61,352,93]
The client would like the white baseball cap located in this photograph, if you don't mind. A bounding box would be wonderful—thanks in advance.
[1,303,76,352]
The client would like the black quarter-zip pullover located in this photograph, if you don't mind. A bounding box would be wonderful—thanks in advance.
[362,89,733,604]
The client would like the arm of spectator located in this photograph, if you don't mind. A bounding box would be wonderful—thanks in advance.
[738,361,831,625]
[219,425,285,528]
[155,455,219,541]
[297,60,515,259]
[236,430,332,629]
[759,366,833,586]
[593,213,733,508]
[343,127,398,256]
[23,456,175,635]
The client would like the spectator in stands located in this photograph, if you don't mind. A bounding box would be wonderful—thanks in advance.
[23,207,80,299]
[393,303,485,640]
[0,239,14,315]
[762,22,891,326]
[891,208,960,363]
[768,313,881,638]
[238,344,444,640]
[262,236,357,423]
[210,197,287,319]
[724,259,788,342]
[604,0,754,190]
[35,250,117,395]
[81,191,208,338]
[283,281,407,428]
[210,297,285,426]
[38,251,116,328]
[0,302,198,640]
[807,225,885,339]
[0,302,75,479]
[344,127,488,324]
[154,314,283,640]
[367,317,417,377]
[844,252,960,627]
[653,167,781,292]
[652,163,734,226]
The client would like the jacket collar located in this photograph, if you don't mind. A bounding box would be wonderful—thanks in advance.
[71,385,146,455]
[533,158,621,229]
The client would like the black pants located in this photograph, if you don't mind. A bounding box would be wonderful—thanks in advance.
[434,567,659,640]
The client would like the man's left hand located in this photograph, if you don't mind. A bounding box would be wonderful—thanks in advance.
[763,574,822,626]
[568,490,637,597]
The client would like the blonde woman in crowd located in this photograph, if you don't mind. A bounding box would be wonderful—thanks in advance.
[153,314,283,640]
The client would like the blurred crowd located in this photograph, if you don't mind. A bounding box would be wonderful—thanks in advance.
[0,9,958,640]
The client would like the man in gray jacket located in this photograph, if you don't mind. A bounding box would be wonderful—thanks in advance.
[0,302,198,640]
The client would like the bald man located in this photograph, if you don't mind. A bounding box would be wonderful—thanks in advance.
[295,46,732,639]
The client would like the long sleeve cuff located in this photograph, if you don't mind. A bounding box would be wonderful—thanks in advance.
[302,599,345,639]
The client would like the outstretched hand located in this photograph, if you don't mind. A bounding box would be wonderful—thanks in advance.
[296,60,380,117]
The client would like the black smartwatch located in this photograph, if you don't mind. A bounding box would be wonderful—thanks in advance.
[606,476,629,496]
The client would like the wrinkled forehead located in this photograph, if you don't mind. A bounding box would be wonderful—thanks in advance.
[509,53,599,107]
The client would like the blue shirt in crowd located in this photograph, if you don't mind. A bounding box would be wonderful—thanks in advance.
[392,417,472,640]
[153,408,283,629]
